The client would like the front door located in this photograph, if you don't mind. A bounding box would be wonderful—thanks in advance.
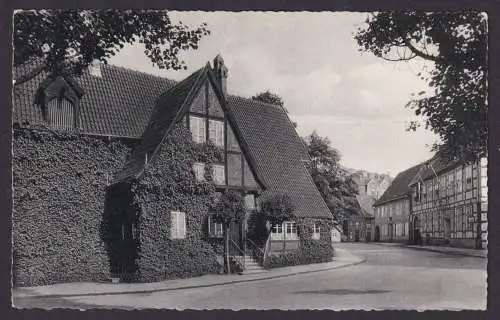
[228,221,244,256]
[444,218,451,243]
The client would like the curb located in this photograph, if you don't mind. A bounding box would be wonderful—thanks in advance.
[14,257,366,300]
[404,245,487,259]
[369,242,487,259]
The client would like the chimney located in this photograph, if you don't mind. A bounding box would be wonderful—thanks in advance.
[213,54,228,95]
[89,59,102,78]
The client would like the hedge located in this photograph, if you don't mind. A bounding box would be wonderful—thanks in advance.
[12,126,132,286]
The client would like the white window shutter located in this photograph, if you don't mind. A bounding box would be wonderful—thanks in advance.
[180,211,186,238]
[170,211,177,239]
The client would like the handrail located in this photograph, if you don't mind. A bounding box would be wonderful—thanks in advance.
[229,239,246,270]
[247,238,265,255]
[262,234,271,265]
[229,239,245,256]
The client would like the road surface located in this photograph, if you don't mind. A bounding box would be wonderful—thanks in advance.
[14,243,487,310]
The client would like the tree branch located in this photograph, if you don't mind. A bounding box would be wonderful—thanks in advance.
[404,39,439,61]
[13,61,47,86]
[380,53,417,62]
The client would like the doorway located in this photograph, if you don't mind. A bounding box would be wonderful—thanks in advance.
[375,226,380,242]
[444,218,451,243]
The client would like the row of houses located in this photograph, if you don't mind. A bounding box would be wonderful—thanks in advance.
[345,155,488,250]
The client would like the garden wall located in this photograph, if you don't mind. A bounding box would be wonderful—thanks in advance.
[12,127,132,286]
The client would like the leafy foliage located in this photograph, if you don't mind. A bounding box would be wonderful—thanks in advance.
[213,190,246,274]
[213,190,246,225]
[12,126,132,286]
[251,90,297,127]
[131,122,222,282]
[14,10,210,84]
[258,192,295,225]
[304,132,360,221]
[355,12,487,162]
[251,90,285,107]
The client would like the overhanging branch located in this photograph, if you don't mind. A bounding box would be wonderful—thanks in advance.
[404,39,439,61]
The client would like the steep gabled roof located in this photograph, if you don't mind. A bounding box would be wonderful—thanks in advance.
[228,96,332,219]
[13,60,332,219]
[374,163,422,206]
[356,194,375,217]
[114,65,208,182]
[13,62,176,138]
[408,153,461,186]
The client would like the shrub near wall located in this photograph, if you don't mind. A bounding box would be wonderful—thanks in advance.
[264,218,334,269]
[12,127,131,286]
[132,122,223,282]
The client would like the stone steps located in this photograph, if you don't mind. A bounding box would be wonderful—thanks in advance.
[240,255,267,274]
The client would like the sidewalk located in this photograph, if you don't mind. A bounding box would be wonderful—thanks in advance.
[13,247,365,300]
[374,242,487,259]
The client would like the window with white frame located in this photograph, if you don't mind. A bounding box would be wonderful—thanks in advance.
[312,223,321,240]
[193,162,205,181]
[208,215,224,238]
[244,194,255,210]
[213,164,225,185]
[208,119,224,147]
[170,211,186,239]
[284,221,298,240]
[190,116,206,143]
[270,222,283,240]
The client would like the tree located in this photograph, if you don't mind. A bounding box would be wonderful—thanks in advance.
[251,91,297,128]
[259,192,295,226]
[251,90,284,107]
[258,192,295,246]
[13,10,210,85]
[354,12,487,163]
[304,131,360,221]
[213,190,246,274]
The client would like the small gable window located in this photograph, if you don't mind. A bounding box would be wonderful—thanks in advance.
[190,116,206,143]
[209,119,224,147]
[208,215,223,238]
[312,223,321,240]
[213,164,225,185]
[47,98,76,130]
[170,211,186,239]
[193,162,205,181]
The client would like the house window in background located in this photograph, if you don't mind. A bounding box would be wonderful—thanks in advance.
[193,162,205,181]
[208,215,223,238]
[190,116,206,143]
[170,211,186,239]
[213,164,225,185]
[209,119,224,147]
[312,223,321,240]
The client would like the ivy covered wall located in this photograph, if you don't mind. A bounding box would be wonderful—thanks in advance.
[12,126,132,286]
[131,122,224,282]
[264,218,334,269]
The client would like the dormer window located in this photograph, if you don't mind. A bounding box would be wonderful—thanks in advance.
[47,97,76,130]
[36,75,83,131]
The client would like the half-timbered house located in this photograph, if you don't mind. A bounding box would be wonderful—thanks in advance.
[12,55,334,286]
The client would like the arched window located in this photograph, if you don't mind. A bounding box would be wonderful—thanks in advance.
[47,97,76,130]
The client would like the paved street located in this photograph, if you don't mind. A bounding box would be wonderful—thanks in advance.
[14,243,487,310]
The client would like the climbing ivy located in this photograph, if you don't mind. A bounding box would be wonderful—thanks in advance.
[130,122,225,282]
[12,126,132,286]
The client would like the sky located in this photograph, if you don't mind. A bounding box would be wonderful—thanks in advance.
[108,11,439,177]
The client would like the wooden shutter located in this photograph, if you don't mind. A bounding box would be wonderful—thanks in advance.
[170,211,178,239]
